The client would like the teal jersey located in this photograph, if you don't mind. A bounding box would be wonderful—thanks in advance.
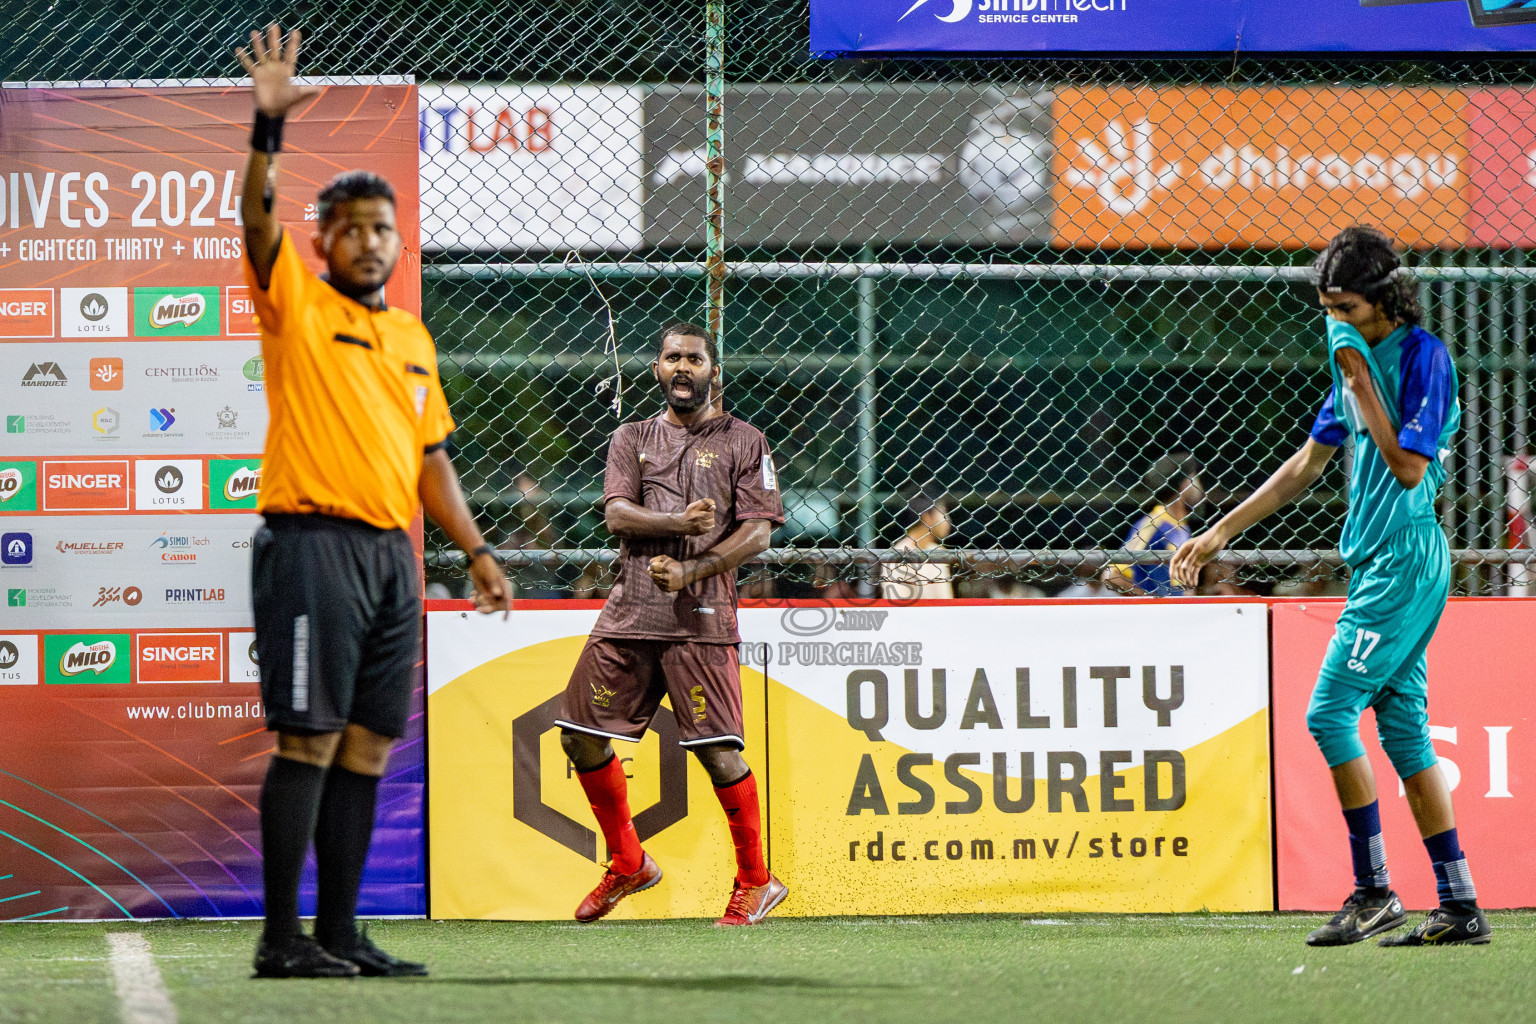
[1309,319,1461,567]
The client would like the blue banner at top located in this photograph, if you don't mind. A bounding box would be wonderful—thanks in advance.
[810,0,1536,54]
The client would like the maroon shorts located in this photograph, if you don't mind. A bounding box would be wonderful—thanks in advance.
[555,638,745,750]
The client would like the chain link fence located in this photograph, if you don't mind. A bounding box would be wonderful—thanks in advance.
[9,1,1536,597]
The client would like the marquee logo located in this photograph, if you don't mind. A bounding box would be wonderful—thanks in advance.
[514,694,688,860]
[21,361,67,387]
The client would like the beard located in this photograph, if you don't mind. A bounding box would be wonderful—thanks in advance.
[661,372,711,413]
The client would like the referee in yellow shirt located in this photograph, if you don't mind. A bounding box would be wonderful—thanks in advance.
[237,25,509,979]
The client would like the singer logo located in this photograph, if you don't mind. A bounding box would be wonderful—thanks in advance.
[42,460,130,511]
[136,632,224,683]
[0,289,53,338]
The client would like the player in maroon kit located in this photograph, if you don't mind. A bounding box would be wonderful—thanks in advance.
[555,322,787,926]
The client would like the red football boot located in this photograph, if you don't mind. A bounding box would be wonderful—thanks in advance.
[574,852,663,922]
[714,873,788,927]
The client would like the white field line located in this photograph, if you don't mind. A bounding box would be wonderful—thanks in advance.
[106,933,177,1024]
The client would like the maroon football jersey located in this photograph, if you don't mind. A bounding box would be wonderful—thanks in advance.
[591,411,784,643]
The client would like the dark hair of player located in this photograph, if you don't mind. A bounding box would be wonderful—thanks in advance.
[316,170,396,225]
[1143,452,1202,507]
[1312,225,1423,325]
[659,321,718,366]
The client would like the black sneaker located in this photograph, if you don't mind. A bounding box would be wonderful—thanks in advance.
[253,934,361,979]
[1305,888,1407,946]
[322,926,428,978]
[1379,905,1492,946]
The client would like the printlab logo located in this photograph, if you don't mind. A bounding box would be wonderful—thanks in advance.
[21,362,67,387]
[512,694,688,861]
[2,532,33,566]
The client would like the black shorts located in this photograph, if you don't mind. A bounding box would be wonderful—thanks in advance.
[251,513,419,738]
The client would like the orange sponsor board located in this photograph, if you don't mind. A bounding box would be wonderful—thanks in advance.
[41,460,130,511]
[0,289,54,337]
[224,287,260,336]
[1052,88,1469,250]
[135,632,224,683]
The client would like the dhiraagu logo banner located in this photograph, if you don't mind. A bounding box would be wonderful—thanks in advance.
[746,602,1272,914]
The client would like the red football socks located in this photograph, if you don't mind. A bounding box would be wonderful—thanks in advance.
[714,771,769,887]
[577,756,644,875]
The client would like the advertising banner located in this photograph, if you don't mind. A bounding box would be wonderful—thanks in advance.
[810,0,1536,55]
[419,85,643,252]
[0,81,424,919]
[752,601,1272,914]
[1052,87,1468,250]
[1273,600,1536,911]
[426,601,1272,918]
[426,605,768,920]
[644,86,1053,247]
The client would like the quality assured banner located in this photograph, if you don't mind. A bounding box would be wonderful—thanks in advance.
[1273,599,1536,911]
[426,601,1272,919]
[811,0,1536,55]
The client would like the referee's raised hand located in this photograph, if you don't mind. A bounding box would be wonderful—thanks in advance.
[235,23,319,117]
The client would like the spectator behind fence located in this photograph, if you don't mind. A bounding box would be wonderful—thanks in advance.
[1103,453,1204,597]
[881,490,954,601]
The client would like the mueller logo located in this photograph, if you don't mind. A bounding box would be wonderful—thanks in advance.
[165,587,225,603]
[21,362,67,387]
[137,632,223,683]
[225,467,260,501]
[60,639,117,676]
[56,540,124,555]
[43,460,130,511]
[79,293,110,322]
[149,294,206,329]
[514,694,688,860]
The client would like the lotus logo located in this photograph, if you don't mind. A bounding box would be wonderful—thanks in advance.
[899,0,971,21]
[79,293,109,322]
[155,466,183,494]
[0,468,22,501]
[60,640,116,676]
[225,466,261,501]
[0,640,17,670]
[149,294,206,329]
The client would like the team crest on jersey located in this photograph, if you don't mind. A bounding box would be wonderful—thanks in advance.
[694,449,719,469]
[590,682,616,708]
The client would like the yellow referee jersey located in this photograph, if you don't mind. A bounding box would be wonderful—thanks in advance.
[245,233,455,531]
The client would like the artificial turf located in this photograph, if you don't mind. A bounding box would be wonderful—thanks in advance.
[3,912,1534,1024]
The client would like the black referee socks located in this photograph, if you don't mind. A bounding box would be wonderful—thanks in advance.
[313,765,382,952]
[260,757,327,944]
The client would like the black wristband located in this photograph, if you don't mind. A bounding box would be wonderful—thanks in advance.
[470,543,495,562]
[251,111,285,154]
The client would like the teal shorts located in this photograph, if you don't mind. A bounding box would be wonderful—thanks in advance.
[1305,521,1449,779]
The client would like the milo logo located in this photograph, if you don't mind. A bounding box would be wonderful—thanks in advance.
[150,294,207,329]
[225,466,261,502]
[60,640,116,676]
[0,468,22,501]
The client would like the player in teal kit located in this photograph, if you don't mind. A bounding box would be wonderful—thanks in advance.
[1174,226,1490,947]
